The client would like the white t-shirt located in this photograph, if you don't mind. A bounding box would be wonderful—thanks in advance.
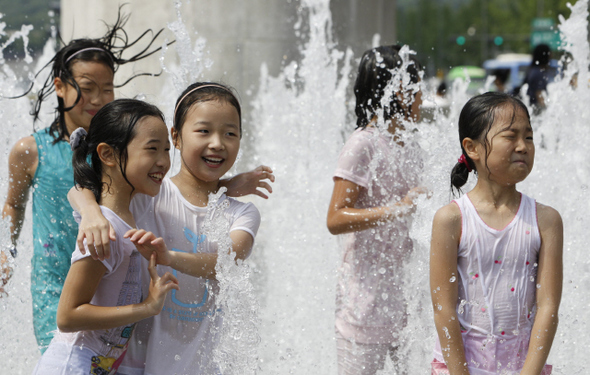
[33,206,141,374]
[119,177,260,375]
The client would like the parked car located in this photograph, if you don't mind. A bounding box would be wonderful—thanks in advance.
[483,53,559,93]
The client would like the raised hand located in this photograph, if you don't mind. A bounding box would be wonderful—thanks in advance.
[143,252,179,316]
[223,165,275,199]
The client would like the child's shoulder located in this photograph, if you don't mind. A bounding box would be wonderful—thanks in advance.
[225,196,260,215]
[433,201,462,229]
[535,201,562,232]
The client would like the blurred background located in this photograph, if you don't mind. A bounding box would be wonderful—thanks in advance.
[0,0,578,99]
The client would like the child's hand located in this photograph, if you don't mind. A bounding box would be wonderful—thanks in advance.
[0,251,13,297]
[399,186,430,213]
[143,253,179,316]
[223,165,275,199]
[77,214,116,261]
[125,229,172,266]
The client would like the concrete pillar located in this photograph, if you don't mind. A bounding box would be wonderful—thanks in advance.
[60,0,396,102]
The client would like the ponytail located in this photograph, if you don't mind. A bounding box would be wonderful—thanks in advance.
[451,153,474,194]
[70,128,103,202]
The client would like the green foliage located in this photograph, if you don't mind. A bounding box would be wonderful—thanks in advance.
[397,0,574,75]
[0,0,59,59]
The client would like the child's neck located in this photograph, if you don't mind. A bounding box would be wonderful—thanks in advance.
[99,188,136,228]
[171,169,220,207]
[467,181,521,230]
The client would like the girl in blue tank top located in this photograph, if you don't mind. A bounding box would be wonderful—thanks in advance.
[0,10,173,352]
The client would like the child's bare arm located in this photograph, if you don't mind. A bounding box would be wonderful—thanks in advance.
[430,203,470,375]
[327,178,425,235]
[68,186,115,260]
[521,204,563,374]
[57,252,178,332]
[2,136,38,245]
[126,229,254,280]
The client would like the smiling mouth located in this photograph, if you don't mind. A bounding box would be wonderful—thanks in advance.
[148,172,164,183]
[203,156,224,166]
[87,110,98,116]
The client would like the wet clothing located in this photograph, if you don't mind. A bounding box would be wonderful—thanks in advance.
[33,207,142,374]
[333,127,422,345]
[30,127,77,351]
[118,178,260,375]
[433,194,547,374]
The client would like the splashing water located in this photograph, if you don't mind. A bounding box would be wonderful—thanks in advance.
[203,187,260,374]
[1,0,590,373]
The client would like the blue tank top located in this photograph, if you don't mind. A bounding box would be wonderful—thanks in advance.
[30,127,77,349]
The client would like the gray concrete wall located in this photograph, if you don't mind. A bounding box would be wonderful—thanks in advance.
[60,0,396,103]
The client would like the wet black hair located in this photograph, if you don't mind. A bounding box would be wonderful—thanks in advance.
[173,82,242,139]
[451,91,530,194]
[30,6,172,144]
[354,44,423,129]
[72,98,164,203]
[532,44,551,67]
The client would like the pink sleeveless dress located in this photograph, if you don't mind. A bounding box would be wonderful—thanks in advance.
[433,194,552,375]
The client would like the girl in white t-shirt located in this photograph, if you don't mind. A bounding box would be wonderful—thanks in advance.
[70,83,264,374]
[430,92,562,374]
[326,45,427,375]
[33,99,179,374]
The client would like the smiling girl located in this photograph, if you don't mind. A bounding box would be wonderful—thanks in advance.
[70,82,262,374]
[33,99,179,374]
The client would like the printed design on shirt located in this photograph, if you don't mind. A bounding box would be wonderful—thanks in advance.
[170,227,210,308]
[90,355,116,375]
[43,234,56,257]
[97,251,141,357]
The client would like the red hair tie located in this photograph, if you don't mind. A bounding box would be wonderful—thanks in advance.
[458,154,472,172]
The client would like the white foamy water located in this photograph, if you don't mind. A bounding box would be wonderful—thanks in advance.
[1,0,589,374]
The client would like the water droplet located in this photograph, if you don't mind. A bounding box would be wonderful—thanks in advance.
[449,276,456,282]
[175,354,181,361]
[381,293,388,300]
[378,267,386,274]
[536,284,541,289]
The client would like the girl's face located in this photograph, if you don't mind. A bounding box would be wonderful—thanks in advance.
[124,116,171,197]
[55,61,115,132]
[478,106,534,185]
[173,100,241,184]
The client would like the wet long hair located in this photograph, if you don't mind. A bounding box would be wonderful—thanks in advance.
[451,92,530,194]
[72,99,164,203]
[173,82,242,139]
[354,45,423,129]
[31,6,172,144]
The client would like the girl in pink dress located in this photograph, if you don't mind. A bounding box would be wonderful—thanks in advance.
[430,92,562,374]
[327,45,426,375]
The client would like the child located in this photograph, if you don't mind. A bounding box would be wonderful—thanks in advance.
[33,99,180,374]
[430,92,562,374]
[326,45,426,374]
[0,11,272,352]
[0,11,170,351]
[70,82,262,374]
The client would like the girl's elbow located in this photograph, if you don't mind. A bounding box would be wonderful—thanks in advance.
[326,216,345,235]
[56,313,76,333]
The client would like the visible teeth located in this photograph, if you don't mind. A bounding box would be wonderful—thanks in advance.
[149,173,163,181]
[203,157,223,164]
